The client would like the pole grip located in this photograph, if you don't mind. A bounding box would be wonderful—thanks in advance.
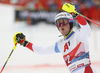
[13,45,17,50]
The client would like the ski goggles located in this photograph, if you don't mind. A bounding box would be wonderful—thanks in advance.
[55,18,69,27]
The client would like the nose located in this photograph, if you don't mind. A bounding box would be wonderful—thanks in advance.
[60,23,64,27]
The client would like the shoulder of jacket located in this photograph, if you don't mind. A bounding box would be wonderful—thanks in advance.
[57,38,64,43]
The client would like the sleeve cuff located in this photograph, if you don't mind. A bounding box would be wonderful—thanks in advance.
[26,42,34,52]
[75,15,87,25]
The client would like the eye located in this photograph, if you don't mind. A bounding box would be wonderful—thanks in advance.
[56,20,60,27]
[63,19,68,24]
[59,19,63,23]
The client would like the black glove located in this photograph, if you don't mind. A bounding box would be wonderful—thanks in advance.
[72,13,78,18]
[16,33,29,47]
[69,3,78,18]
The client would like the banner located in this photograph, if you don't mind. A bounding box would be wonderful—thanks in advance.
[15,10,60,24]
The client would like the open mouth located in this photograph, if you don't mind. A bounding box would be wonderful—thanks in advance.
[62,28,64,30]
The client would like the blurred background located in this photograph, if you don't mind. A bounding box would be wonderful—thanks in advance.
[0,0,100,25]
[0,0,100,73]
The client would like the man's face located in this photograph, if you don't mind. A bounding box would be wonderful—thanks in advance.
[56,18,70,36]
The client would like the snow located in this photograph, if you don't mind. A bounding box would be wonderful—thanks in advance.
[0,4,100,73]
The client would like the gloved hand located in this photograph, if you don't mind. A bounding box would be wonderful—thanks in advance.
[62,3,76,13]
[14,32,29,47]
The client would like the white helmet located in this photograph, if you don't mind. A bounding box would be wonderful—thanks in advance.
[55,12,74,29]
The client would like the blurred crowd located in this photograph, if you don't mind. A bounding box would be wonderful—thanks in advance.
[0,0,100,21]
[25,0,100,21]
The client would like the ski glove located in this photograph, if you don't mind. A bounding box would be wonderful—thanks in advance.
[15,32,29,47]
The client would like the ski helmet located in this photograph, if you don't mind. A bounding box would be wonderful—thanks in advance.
[55,12,74,29]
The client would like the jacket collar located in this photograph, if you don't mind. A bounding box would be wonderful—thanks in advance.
[64,30,74,40]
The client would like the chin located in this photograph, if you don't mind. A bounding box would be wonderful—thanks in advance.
[62,34,66,36]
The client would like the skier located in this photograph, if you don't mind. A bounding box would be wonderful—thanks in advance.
[14,3,96,73]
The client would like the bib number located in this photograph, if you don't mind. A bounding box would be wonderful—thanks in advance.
[66,55,71,63]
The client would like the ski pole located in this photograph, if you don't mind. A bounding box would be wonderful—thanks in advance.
[0,45,17,73]
[0,33,18,73]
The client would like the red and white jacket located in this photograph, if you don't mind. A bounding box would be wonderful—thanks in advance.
[26,15,91,72]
